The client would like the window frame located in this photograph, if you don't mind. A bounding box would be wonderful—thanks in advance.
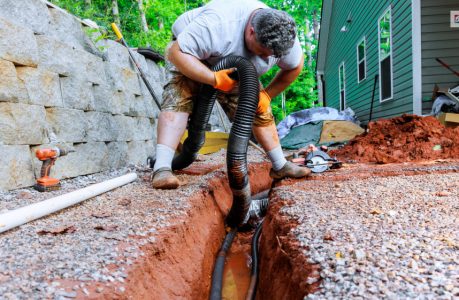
[356,36,367,83]
[339,62,346,110]
[378,6,394,102]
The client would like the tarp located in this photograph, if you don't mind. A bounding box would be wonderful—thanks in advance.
[319,120,365,144]
[280,121,323,149]
[431,95,459,116]
[279,120,364,149]
[277,107,359,139]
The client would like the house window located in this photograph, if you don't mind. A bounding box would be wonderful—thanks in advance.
[378,7,393,101]
[339,62,346,110]
[357,37,366,82]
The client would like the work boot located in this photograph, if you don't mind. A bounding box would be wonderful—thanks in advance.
[269,161,311,180]
[151,167,180,189]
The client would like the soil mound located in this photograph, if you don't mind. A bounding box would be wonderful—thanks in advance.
[331,114,459,163]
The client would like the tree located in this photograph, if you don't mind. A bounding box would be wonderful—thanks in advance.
[112,0,120,27]
[138,0,149,32]
[48,0,322,123]
[261,0,322,122]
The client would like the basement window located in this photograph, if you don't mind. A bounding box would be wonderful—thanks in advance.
[357,37,366,82]
[378,7,393,102]
[339,62,346,110]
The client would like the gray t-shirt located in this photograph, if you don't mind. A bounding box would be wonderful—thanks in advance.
[172,0,302,77]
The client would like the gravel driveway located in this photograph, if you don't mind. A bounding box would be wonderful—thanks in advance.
[272,163,459,299]
[0,148,266,299]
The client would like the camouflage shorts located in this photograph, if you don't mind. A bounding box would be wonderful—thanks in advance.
[161,68,275,127]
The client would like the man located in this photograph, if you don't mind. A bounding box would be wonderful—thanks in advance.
[152,0,311,189]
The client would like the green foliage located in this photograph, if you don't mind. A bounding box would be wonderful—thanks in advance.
[50,0,322,122]
[261,0,322,122]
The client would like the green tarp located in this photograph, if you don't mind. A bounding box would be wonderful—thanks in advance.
[280,121,323,149]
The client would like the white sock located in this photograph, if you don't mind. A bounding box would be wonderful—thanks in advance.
[267,146,287,171]
[153,144,176,172]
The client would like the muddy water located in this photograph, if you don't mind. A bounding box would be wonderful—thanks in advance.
[222,250,252,300]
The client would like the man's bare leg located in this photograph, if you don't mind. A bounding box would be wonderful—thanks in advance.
[152,111,189,189]
[156,111,189,150]
[252,123,311,179]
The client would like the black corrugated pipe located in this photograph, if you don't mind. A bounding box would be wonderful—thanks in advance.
[171,79,218,170]
[171,56,259,228]
[245,220,264,300]
[218,57,259,228]
[209,227,237,300]
[209,193,269,300]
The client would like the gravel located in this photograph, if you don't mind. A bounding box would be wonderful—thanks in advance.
[0,148,266,299]
[273,171,459,299]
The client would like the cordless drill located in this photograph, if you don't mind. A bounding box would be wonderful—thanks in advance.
[34,146,71,192]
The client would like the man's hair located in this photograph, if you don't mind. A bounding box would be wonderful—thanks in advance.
[251,9,297,58]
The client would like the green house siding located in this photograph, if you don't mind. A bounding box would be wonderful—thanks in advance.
[323,0,413,122]
[421,0,459,114]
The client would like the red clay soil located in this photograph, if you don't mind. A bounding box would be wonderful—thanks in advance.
[88,162,272,300]
[256,191,321,300]
[331,114,459,164]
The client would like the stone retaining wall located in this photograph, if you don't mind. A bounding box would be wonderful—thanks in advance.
[0,0,165,190]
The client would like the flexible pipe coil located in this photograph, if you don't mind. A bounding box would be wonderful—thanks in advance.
[172,56,259,228]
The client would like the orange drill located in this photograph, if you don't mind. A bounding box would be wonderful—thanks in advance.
[34,146,70,192]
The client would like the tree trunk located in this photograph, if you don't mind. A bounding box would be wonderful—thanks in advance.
[84,0,91,8]
[304,17,313,67]
[138,0,149,32]
[313,9,319,42]
[112,0,120,27]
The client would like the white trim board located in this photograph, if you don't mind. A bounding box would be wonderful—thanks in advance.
[412,0,422,115]
[316,0,334,74]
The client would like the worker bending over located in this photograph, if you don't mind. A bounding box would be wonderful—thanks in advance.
[152,0,311,189]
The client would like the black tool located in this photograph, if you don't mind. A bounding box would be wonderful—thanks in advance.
[111,23,162,110]
[366,74,379,133]
[436,58,459,77]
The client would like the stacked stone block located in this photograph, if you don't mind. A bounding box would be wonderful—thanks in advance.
[0,0,163,190]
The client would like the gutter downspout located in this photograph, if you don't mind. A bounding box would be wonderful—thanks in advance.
[0,173,137,234]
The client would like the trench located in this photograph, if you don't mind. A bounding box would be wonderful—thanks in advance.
[113,162,274,299]
[92,160,459,299]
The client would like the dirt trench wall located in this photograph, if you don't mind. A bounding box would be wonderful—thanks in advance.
[256,192,320,300]
[0,0,168,190]
[96,163,273,299]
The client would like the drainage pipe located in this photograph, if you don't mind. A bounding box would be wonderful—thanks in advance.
[209,190,269,300]
[246,220,264,300]
[171,56,259,228]
[209,227,237,300]
[0,173,137,234]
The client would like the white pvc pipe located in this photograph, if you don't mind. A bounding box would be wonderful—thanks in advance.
[0,173,137,234]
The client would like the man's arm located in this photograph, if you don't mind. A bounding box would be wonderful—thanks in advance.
[264,55,304,98]
[167,41,216,86]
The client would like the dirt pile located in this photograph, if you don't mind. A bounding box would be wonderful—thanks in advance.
[331,114,459,163]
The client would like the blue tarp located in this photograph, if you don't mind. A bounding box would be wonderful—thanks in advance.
[277,107,359,139]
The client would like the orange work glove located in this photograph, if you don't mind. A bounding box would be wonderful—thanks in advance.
[256,90,271,114]
[213,68,237,92]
